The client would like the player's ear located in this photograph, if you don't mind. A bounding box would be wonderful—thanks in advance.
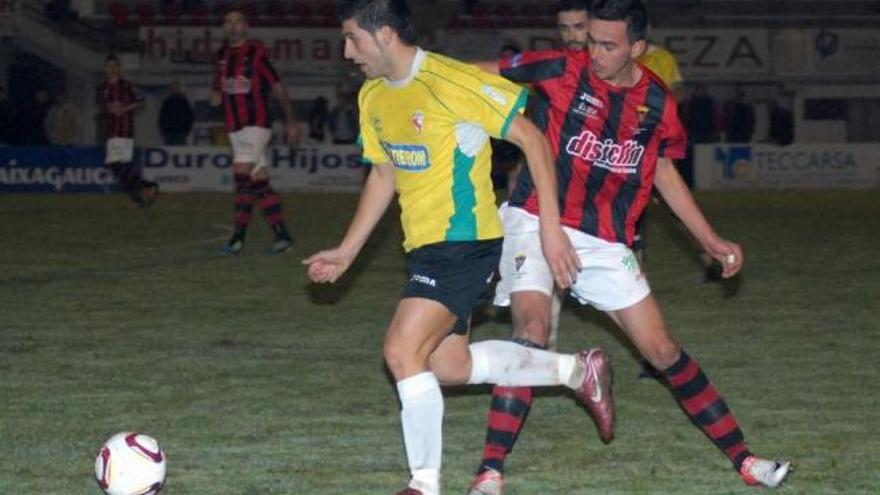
[377,25,395,47]
[631,39,647,60]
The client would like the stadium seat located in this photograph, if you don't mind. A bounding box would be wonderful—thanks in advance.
[214,1,231,18]
[264,0,287,26]
[135,1,156,25]
[495,1,515,17]
[288,2,313,27]
[520,3,550,28]
[160,2,182,25]
[188,0,209,26]
[469,3,494,28]
[238,0,259,20]
[109,0,129,28]
[494,1,518,27]
[316,2,337,27]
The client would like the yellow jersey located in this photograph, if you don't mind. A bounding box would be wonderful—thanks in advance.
[358,48,527,252]
[639,44,683,89]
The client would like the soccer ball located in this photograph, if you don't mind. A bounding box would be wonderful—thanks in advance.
[94,432,166,495]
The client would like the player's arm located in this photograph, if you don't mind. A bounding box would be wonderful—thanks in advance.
[210,75,222,106]
[504,114,580,288]
[473,60,500,75]
[210,58,223,107]
[119,85,145,114]
[120,99,144,114]
[271,82,302,144]
[303,162,396,283]
[653,158,743,277]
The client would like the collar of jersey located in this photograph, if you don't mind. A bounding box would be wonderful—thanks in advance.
[384,47,426,89]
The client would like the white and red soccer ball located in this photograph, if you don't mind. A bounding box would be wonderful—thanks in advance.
[94,432,166,495]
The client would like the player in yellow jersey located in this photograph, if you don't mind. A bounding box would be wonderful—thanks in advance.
[304,2,618,494]
[639,42,683,94]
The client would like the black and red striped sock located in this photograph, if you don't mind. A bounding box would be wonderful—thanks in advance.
[251,177,287,234]
[664,350,752,471]
[478,386,532,475]
[233,173,255,234]
[110,162,144,199]
[476,338,544,475]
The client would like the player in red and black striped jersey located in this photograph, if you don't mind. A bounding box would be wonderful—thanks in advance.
[211,9,301,255]
[100,55,158,208]
[468,1,790,492]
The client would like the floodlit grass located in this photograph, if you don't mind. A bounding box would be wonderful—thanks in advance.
[0,191,878,494]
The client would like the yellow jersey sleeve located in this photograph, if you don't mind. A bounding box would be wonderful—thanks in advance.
[639,45,683,89]
[357,80,388,165]
[421,55,528,139]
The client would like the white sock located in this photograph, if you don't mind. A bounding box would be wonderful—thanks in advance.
[397,372,443,494]
[410,468,440,495]
[467,340,583,388]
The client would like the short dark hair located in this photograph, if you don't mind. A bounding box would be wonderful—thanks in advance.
[557,0,592,15]
[590,0,647,43]
[339,0,417,46]
[500,42,522,55]
[222,8,249,21]
[104,54,119,64]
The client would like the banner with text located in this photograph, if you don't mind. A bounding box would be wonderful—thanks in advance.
[0,147,116,193]
[806,29,880,76]
[0,145,365,193]
[141,145,364,192]
[139,27,347,82]
[695,143,880,190]
[434,28,771,78]
[139,27,771,82]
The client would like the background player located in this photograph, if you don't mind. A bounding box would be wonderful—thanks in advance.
[468,1,790,493]
[212,9,300,255]
[100,54,157,208]
[304,1,612,494]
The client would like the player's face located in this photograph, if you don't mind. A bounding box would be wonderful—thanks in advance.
[223,12,249,45]
[587,19,645,85]
[342,19,389,80]
[557,10,589,50]
[104,60,121,80]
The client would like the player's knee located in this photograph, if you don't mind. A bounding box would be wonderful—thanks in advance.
[383,339,424,380]
[647,339,680,370]
[233,162,254,174]
[428,353,469,385]
[513,312,551,346]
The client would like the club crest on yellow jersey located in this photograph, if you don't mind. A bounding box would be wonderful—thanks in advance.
[411,111,425,135]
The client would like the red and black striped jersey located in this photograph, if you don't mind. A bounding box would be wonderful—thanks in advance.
[213,40,280,132]
[99,78,143,138]
[501,49,687,247]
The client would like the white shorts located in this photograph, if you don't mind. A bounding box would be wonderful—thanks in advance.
[493,204,651,312]
[104,137,134,164]
[229,126,271,170]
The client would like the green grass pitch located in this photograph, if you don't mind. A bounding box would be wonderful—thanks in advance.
[1,190,878,494]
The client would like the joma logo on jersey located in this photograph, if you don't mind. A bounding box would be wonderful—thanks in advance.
[565,130,645,174]
[383,143,431,171]
[579,92,604,108]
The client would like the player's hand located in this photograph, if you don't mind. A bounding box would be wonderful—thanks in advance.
[539,224,581,289]
[286,121,303,145]
[703,236,743,278]
[209,91,222,107]
[302,247,355,283]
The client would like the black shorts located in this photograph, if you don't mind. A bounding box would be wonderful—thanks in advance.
[402,239,502,335]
